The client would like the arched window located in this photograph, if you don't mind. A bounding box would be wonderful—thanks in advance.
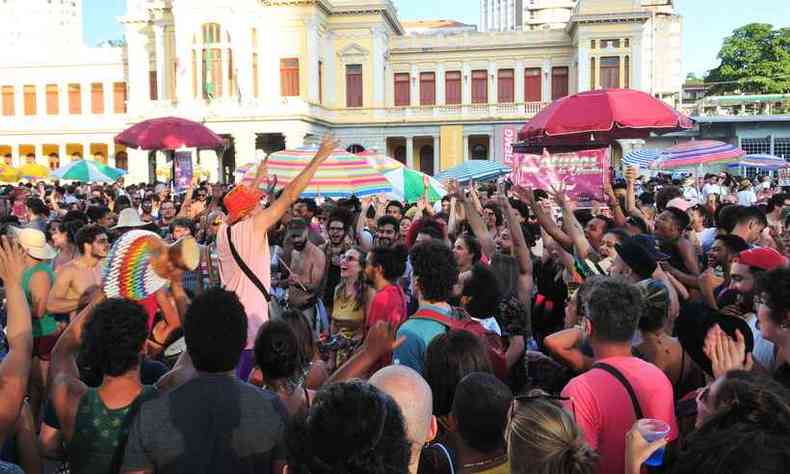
[472,144,487,160]
[346,144,366,154]
[420,145,434,175]
[194,23,234,100]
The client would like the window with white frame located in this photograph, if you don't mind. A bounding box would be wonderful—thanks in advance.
[774,138,790,160]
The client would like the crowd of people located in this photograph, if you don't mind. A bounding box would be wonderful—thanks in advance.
[0,134,789,474]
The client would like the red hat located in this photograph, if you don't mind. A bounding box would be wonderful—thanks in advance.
[735,247,788,272]
[223,185,264,225]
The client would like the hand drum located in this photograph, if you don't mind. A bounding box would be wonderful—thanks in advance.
[102,230,200,301]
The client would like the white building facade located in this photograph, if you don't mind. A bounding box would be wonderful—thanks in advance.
[0,0,684,184]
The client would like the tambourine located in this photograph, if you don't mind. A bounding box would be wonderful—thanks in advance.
[102,230,200,301]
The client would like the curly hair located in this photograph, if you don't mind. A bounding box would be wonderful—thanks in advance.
[462,263,502,319]
[584,277,643,343]
[425,330,493,417]
[369,244,408,282]
[75,224,106,255]
[452,372,513,454]
[410,240,458,303]
[508,391,597,474]
[81,299,147,377]
[286,381,411,474]
[483,202,504,227]
[184,288,247,373]
[756,267,790,327]
[672,371,790,474]
[254,319,303,382]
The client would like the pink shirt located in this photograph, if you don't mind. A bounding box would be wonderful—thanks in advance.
[561,356,678,474]
[217,217,270,349]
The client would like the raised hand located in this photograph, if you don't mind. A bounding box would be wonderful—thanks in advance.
[0,236,27,286]
[317,134,341,162]
[705,325,753,378]
[549,182,571,209]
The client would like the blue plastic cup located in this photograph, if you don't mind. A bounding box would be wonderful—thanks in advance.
[636,418,671,467]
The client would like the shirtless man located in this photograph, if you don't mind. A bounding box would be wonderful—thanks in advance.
[283,218,326,337]
[46,224,109,317]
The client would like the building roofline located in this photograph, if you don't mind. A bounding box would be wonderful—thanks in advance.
[692,115,790,124]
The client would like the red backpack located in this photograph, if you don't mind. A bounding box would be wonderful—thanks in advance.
[412,307,508,380]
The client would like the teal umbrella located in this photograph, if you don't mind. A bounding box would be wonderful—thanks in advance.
[51,160,126,183]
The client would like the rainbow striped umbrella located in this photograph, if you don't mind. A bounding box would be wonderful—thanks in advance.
[265,146,392,198]
[357,150,406,174]
[652,140,745,170]
[726,154,790,171]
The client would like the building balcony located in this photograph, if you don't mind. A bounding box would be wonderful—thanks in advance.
[127,97,550,125]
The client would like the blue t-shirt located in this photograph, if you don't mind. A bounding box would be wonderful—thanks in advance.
[394,304,458,375]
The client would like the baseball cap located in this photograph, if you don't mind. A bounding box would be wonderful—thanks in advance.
[631,234,670,261]
[286,218,309,238]
[664,206,691,230]
[667,197,693,213]
[615,237,657,280]
[735,247,788,272]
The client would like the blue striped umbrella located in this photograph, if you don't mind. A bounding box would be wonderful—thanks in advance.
[623,149,661,169]
[435,160,511,183]
[726,154,789,171]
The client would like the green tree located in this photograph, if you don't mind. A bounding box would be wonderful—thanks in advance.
[705,23,790,95]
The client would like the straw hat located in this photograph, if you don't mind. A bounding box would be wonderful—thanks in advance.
[11,227,57,260]
[112,208,148,229]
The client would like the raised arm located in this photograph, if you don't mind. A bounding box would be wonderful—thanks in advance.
[603,174,627,227]
[624,166,648,221]
[0,237,34,444]
[497,194,532,278]
[176,184,194,218]
[49,290,105,439]
[451,180,496,259]
[356,200,374,252]
[512,185,574,251]
[551,184,594,259]
[254,135,340,235]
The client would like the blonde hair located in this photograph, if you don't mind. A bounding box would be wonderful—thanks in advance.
[507,393,597,474]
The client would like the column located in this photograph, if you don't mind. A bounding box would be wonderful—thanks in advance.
[236,131,256,166]
[371,26,387,108]
[406,136,414,169]
[221,48,230,98]
[577,40,590,93]
[462,63,472,104]
[173,16,194,104]
[488,134,494,161]
[125,24,151,113]
[433,135,440,175]
[488,63,497,104]
[58,143,68,165]
[104,81,113,114]
[410,65,419,107]
[305,18,321,103]
[10,144,20,168]
[83,141,92,160]
[235,22,253,102]
[153,21,168,101]
[81,82,92,115]
[285,130,305,149]
[323,32,336,107]
[631,36,643,90]
[14,84,24,117]
[542,59,552,103]
[35,83,46,116]
[108,142,116,167]
[59,83,69,116]
[515,62,525,103]
[463,135,470,162]
[436,64,446,106]
[35,144,44,164]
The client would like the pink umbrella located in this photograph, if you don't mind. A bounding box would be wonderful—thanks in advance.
[114,117,224,150]
[519,88,693,146]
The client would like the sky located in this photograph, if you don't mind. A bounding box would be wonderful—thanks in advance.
[83,0,790,77]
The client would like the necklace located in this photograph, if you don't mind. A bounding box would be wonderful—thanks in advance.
[462,453,508,470]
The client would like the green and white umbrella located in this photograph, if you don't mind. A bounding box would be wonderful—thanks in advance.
[361,152,446,203]
[51,160,126,183]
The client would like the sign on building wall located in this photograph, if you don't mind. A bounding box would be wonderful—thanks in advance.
[440,125,464,171]
[510,148,610,206]
[174,151,193,193]
[495,124,521,166]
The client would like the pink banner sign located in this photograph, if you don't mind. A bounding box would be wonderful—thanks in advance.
[510,148,610,205]
[498,125,520,166]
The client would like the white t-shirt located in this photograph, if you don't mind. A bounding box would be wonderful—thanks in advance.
[737,190,757,206]
[746,314,777,373]
[702,183,723,199]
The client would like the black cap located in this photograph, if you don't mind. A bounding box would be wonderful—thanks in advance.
[615,237,657,280]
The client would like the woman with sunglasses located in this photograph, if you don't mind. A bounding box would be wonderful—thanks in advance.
[507,390,597,474]
[328,247,374,369]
